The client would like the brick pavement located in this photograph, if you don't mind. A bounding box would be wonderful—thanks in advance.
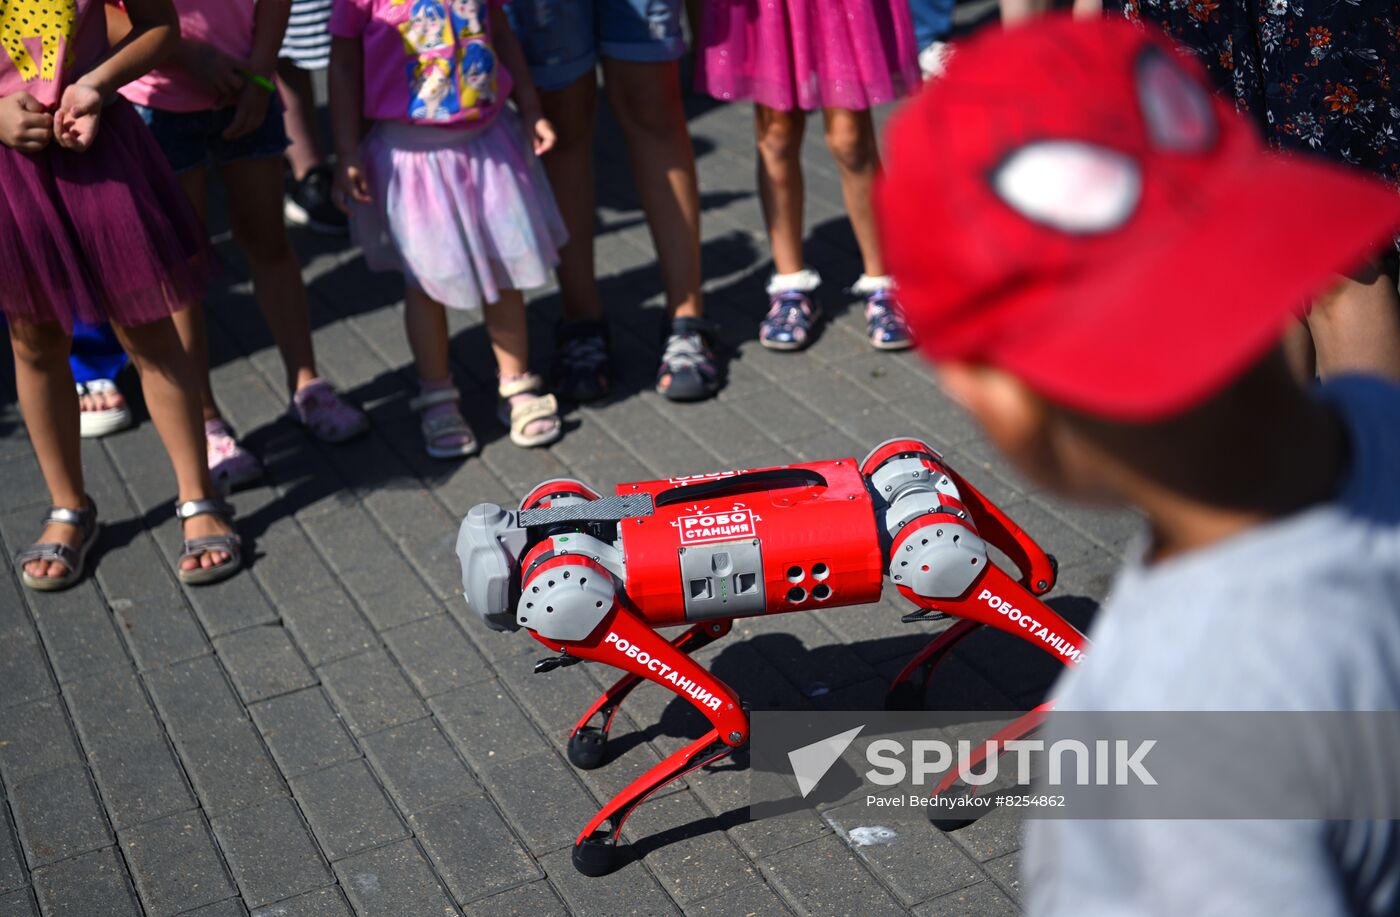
[0,81,1137,916]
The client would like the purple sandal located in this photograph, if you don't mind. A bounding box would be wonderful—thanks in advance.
[292,379,369,443]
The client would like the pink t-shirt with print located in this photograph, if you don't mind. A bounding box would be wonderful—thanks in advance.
[330,0,511,128]
[120,0,256,113]
[0,0,109,109]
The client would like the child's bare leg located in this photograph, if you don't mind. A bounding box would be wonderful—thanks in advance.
[168,166,221,422]
[10,320,84,579]
[222,157,319,395]
[112,317,231,572]
[537,74,604,323]
[404,285,451,382]
[1306,262,1400,382]
[277,61,326,181]
[755,104,808,275]
[485,290,556,438]
[602,58,703,320]
[823,107,886,278]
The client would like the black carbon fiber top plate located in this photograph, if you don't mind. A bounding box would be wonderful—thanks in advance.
[517,494,655,527]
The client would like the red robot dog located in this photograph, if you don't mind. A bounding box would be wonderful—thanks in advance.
[457,437,1088,875]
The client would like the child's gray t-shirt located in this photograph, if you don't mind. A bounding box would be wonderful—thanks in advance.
[1024,375,1400,917]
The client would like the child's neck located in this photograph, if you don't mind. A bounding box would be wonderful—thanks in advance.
[1133,387,1347,564]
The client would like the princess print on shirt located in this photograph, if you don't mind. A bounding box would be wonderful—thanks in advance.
[399,0,450,53]
[458,39,495,114]
[448,0,484,39]
[408,55,459,120]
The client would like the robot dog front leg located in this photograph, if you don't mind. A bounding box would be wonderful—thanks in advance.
[524,582,747,876]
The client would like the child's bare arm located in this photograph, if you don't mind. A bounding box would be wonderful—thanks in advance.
[489,6,555,154]
[82,0,179,100]
[223,0,291,139]
[329,36,372,208]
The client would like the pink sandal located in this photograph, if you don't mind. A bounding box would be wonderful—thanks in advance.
[291,379,369,444]
[206,419,262,494]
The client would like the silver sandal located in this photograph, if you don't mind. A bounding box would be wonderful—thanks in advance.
[176,498,243,586]
[15,498,99,592]
[409,386,479,459]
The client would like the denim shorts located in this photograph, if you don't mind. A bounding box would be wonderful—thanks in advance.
[505,0,686,92]
[131,99,289,175]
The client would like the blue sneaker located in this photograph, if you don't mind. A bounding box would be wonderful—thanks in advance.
[865,289,914,351]
[760,291,818,351]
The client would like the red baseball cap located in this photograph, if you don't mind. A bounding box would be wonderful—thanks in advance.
[877,16,1400,420]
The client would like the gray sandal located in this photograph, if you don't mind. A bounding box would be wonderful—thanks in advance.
[175,498,243,586]
[15,498,99,592]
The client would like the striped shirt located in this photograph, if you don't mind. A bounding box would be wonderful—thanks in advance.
[280,0,334,69]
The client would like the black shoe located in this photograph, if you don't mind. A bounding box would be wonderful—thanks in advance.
[553,319,611,403]
[285,166,349,235]
[656,316,721,402]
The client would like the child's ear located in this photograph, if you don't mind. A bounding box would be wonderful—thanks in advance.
[937,364,1044,442]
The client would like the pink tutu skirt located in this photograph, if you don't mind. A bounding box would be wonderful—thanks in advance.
[696,0,920,112]
[353,111,568,311]
[0,98,209,331]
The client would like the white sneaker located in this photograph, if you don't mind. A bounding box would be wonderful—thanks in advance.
[919,41,953,80]
[77,379,133,438]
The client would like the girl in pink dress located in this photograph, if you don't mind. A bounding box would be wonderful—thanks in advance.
[330,0,568,457]
[697,0,920,352]
[1,0,242,589]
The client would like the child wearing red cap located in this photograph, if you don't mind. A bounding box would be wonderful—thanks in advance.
[695,0,920,353]
[878,17,1400,916]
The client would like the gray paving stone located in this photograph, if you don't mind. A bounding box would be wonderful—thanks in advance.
[109,592,210,671]
[0,620,54,710]
[538,845,681,917]
[361,718,479,814]
[0,698,81,786]
[10,766,112,868]
[300,509,438,627]
[180,566,281,638]
[250,885,352,917]
[143,657,286,816]
[180,899,249,917]
[276,589,377,667]
[461,880,567,917]
[429,682,548,771]
[944,803,1024,864]
[289,759,407,862]
[21,584,129,685]
[620,791,757,905]
[119,810,234,917]
[983,851,1022,903]
[681,882,796,917]
[213,627,316,704]
[210,797,331,909]
[822,803,984,906]
[64,669,195,830]
[31,846,140,917]
[478,750,603,855]
[0,454,47,513]
[248,689,359,780]
[317,650,426,737]
[760,834,907,917]
[913,880,1020,917]
[244,524,342,602]
[408,796,540,905]
[332,839,460,917]
[381,615,491,698]
[0,888,37,917]
[0,808,24,894]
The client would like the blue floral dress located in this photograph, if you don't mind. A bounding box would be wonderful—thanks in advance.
[1113,0,1400,191]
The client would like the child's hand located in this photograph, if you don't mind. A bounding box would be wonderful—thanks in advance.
[55,83,102,151]
[183,42,247,107]
[0,92,54,152]
[334,155,372,213]
[223,80,272,141]
[525,113,556,156]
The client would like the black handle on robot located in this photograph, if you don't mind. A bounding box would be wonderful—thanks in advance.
[654,468,828,507]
